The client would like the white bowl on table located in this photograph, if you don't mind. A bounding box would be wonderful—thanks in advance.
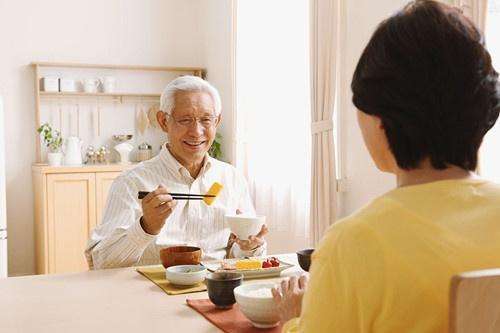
[165,265,207,286]
[234,282,280,329]
[225,214,265,240]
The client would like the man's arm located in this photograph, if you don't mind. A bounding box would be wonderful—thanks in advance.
[85,177,157,269]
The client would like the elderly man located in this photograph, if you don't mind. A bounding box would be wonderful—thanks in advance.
[86,76,267,269]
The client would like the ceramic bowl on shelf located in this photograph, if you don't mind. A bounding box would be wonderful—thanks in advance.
[234,282,280,328]
[165,265,207,286]
[112,134,133,142]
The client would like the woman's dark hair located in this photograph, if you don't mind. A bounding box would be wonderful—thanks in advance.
[351,0,500,170]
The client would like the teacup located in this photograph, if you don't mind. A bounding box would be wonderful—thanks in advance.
[296,248,315,272]
[206,272,243,309]
[82,78,101,93]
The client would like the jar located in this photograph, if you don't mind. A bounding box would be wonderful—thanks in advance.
[96,146,110,164]
[137,142,152,162]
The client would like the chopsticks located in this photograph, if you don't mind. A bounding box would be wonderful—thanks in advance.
[138,191,216,200]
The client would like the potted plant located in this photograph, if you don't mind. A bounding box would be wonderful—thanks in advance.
[37,123,63,166]
[209,133,222,160]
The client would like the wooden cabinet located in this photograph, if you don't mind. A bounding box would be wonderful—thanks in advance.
[47,173,96,274]
[33,164,131,274]
[96,172,122,226]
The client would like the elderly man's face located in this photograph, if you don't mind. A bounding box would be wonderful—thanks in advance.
[159,91,220,165]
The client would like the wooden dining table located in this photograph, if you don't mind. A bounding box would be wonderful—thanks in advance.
[0,253,303,333]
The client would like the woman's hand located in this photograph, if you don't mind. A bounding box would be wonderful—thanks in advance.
[272,275,309,323]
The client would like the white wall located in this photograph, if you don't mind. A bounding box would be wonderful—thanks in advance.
[198,0,235,164]
[0,0,205,276]
[337,0,409,217]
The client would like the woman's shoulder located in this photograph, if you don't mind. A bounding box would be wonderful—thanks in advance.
[316,196,400,255]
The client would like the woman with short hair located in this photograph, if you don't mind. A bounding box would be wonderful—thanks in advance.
[275,1,500,331]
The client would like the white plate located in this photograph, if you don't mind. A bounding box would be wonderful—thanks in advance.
[202,257,294,279]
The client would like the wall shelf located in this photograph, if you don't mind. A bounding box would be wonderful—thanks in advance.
[39,91,161,102]
[32,61,206,163]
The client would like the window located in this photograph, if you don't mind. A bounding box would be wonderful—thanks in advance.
[235,0,311,251]
[479,0,500,180]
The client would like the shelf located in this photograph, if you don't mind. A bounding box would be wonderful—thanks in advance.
[31,61,205,74]
[32,61,206,162]
[39,91,160,99]
[32,163,138,174]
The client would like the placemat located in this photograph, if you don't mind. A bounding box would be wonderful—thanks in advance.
[186,298,282,332]
[136,265,207,295]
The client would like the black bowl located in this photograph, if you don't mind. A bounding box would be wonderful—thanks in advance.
[297,248,315,272]
[206,272,243,309]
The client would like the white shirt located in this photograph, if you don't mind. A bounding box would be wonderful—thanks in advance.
[86,145,266,269]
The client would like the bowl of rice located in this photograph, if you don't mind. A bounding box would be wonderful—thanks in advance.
[233,283,280,328]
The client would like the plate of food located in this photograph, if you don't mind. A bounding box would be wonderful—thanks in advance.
[202,256,294,279]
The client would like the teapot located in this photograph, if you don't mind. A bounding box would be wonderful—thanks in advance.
[64,136,83,165]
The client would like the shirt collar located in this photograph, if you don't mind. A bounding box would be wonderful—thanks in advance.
[159,144,212,179]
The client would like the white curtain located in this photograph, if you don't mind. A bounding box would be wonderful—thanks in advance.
[235,0,311,250]
[478,0,500,180]
[309,0,340,245]
[445,0,489,32]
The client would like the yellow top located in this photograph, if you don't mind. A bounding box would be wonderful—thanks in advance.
[284,179,500,332]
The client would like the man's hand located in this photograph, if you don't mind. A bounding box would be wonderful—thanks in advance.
[140,185,177,235]
[234,224,268,251]
[272,275,309,323]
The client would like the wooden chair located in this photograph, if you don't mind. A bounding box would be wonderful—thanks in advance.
[449,269,500,333]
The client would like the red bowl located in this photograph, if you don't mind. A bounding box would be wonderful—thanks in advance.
[160,246,202,268]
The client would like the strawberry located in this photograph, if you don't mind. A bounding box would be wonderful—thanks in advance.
[262,261,272,268]
[270,259,280,267]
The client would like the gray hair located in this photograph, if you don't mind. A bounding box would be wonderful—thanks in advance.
[160,75,222,116]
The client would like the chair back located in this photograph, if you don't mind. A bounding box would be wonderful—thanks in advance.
[450,269,500,333]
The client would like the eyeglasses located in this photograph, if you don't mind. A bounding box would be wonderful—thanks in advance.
[167,114,219,128]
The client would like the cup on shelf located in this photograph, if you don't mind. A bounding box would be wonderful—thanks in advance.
[82,78,101,93]
[59,78,77,92]
[101,76,116,93]
[40,76,59,92]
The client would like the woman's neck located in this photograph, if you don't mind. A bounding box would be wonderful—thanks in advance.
[396,160,474,187]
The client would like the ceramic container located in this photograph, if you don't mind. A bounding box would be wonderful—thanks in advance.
[159,246,202,268]
[206,272,243,309]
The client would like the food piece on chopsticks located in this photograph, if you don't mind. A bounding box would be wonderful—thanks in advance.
[235,259,263,270]
[203,182,223,206]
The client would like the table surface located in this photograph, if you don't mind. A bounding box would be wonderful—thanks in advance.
[0,254,303,333]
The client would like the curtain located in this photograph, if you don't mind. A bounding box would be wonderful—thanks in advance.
[309,0,340,245]
[445,0,489,32]
[235,0,311,251]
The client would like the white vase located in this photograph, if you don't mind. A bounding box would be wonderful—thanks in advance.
[47,152,62,166]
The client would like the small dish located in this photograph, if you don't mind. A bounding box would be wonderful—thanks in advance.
[234,283,280,328]
[165,265,207,286]
[112,134,133,142]
[202,257,294,279]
